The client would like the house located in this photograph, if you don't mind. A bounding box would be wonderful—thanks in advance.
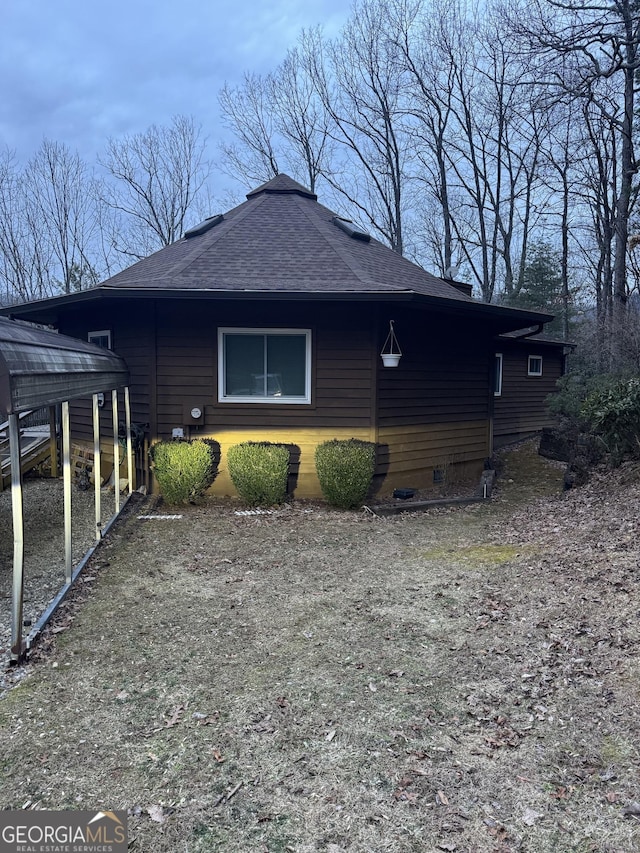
[493,332,571,449]
[2,174,563,498]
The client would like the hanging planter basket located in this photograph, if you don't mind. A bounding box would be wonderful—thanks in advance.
[380,320,402,367]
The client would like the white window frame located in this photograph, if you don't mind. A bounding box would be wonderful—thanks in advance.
[528,355,543,377]
[218,328,312,404]
[88,329,112,349]
[494,353,503,397]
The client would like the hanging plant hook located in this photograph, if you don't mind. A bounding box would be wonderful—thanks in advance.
[380,320,402,367]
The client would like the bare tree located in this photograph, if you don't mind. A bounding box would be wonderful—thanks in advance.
[389,0,552,298]
[388,0,458,274]
[218,74,280,187]
[0,148,54,303]
[507,0,640,364]
[218,49,333,195]
[269,46,333,193]
[209,0,637,330]
[99,115,211,259]
[540,94,580,342]
[25,139,101,293]
[440,5,552,301]
[306,3,410,254]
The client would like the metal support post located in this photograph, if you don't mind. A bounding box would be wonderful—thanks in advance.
[9,414,25,661]
[62,401,72,584]
[49,405,59,478]
[92,394,102,542]
[112,389,120,514]
[124,387,133,494]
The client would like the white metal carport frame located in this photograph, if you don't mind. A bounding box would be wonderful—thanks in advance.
[0,317,132,662]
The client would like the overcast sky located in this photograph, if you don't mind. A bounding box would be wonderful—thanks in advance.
[0,0,350,195]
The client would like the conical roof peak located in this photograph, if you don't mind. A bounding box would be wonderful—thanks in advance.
[246,173,317,201]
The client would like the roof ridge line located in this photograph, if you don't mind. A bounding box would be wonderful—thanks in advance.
[295,196,383,289]
[163,194,266,279]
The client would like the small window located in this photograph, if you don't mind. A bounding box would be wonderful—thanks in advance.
[494,353,503,396]
[218,328,311,404]
[88,329,112,349]
[528,355,543,376]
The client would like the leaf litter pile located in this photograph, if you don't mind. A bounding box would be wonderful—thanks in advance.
[1,440,640,852]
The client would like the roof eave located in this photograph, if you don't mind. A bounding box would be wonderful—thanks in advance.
[1,286,552,333]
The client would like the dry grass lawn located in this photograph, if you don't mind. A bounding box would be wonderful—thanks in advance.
[1,441,640,852]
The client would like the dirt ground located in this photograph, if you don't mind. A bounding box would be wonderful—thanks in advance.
[0,478,117,664]
[1,441,639,852]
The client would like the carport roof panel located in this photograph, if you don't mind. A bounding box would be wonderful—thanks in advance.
[0,317,129,414]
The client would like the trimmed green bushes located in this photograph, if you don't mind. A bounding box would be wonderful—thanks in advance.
[150,439,217,505]
[227,441,290,506]
[315,438,376,508]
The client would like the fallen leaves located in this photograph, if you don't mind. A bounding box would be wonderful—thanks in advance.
[164,704,185,728]
[6,446,640,853]
[550,785,575,800]
[147,804,168,824]
[521,807,544,826]
[393,776,419,805]
[127,803,177,825]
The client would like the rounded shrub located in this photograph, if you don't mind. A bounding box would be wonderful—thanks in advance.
[227,441,290,506]
[149,439,217,505]
[315,438,376,508]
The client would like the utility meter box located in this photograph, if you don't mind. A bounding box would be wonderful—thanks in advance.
[184,402,205,426]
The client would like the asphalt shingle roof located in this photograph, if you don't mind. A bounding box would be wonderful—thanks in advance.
[1,175,554,333]
[99,174,474,303]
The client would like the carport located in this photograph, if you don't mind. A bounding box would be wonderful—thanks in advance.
[0,317,132,662]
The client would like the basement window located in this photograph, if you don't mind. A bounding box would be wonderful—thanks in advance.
[88,329,112,349]
[528,355,543,377]
[218,328,311,403]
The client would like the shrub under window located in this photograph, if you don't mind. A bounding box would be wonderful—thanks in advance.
[227,441,290,506]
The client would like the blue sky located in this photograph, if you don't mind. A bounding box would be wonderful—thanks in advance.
[0,0,350,192]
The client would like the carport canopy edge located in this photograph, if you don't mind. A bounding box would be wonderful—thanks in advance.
[0,317,129,414]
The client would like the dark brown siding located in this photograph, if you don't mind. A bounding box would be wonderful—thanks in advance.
[60,304,153,440]
[493,343,563,446]
[377,313,491,426]
[61,300,374,440]
[376,310,492,489]
[153,300,375,437]
[55,297,549,496]
[59,305,154,485]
